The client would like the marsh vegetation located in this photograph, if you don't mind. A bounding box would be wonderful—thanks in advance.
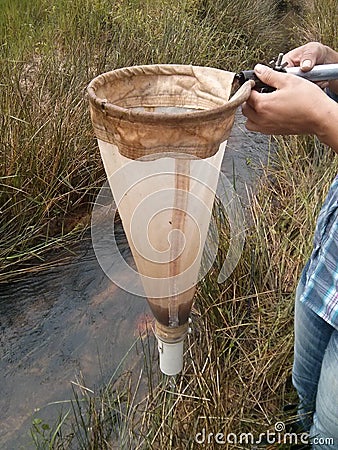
[1,0,337,448]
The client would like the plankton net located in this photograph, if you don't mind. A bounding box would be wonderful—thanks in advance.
[87,64,252,376]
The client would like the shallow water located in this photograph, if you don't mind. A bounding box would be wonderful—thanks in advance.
[0,234,150,448]
[0,112,271,449]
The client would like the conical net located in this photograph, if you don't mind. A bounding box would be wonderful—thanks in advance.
[88,64,252,330]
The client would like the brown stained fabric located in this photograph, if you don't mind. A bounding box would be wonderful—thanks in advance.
[87,64,253,160]
[168,159,190,327]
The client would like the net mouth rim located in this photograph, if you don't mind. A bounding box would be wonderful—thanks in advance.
[87,64,253,125]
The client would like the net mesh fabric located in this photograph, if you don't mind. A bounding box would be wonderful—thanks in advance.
[88,64,252,330]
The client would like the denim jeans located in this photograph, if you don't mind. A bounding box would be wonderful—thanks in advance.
[292,281,338,449]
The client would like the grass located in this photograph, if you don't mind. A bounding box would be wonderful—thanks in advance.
[29,136,338,449]
[1,0,282,278]
[1,0,337,448]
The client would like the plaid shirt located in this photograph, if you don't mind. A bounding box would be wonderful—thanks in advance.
[299,89,338,330]
[300,174,338,330]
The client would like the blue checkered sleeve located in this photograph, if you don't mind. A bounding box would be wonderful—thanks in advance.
[298,89,338,329]
[299,175,338,330]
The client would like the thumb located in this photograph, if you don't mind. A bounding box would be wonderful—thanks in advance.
[300,50,316,71]
[254,64,286,89]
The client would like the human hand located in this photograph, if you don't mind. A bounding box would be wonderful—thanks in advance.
[282,42,338,93]
[282,42,332,69]
[242,63,335,136]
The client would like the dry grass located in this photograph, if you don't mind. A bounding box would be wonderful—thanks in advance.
[128,137,337,449]
[30,136,338,449]
[1,0,282,278]
[2,0,337,448]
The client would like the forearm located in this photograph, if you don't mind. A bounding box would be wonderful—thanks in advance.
[315,99,338,153]
[324,45,338,94]
[322,45,338,64]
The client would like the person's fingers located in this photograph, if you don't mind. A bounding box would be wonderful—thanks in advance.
[282,42,327,71]
[282,54,298,68]
[244,119,260,132]
[253,64,288,90]
[299,42,327,70]
[242,102,262,132]
[241,101,255,119]
[316,81,329,90]
[300,57,314,71]
[243,89,262,109]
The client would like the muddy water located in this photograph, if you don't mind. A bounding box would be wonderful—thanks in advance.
[0,235,150,449]
[0,112,271,449]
